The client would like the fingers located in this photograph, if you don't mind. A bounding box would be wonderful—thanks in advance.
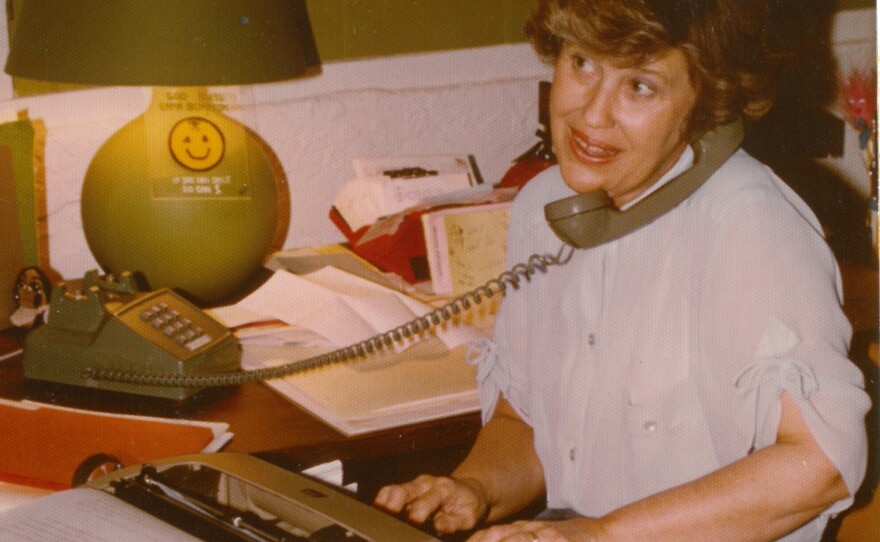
[374,475,486,533]
[374,474,456,522]
[374,474,435,515]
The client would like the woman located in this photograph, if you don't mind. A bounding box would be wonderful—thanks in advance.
[375,1,870,541]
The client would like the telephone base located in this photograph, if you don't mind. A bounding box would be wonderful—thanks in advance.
[22,271,243,401]
[22,330,241,400]
[22,378,237,417]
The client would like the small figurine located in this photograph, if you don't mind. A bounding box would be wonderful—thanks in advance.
[839,68,878,256]
[10,266,52,329]
[839,68,877,172]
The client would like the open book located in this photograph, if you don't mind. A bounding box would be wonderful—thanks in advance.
[242,338,480,436]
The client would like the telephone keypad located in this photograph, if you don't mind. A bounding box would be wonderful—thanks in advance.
[138,301,214,352]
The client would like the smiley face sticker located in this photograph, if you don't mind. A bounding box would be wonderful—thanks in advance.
[168,117,225,171]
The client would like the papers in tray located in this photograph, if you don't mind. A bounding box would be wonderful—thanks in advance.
[335,154,482,231]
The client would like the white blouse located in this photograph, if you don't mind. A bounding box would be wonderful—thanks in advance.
[473,149,871,541]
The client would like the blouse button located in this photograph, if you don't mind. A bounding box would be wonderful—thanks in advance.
[587,333,596,346]
[569,448,576,461]
[644,421,658,433]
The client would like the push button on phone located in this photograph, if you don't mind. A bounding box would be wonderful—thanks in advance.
[175,329,196,344]
[163,320,186,337]
[141,303,213,351]
[140,306,159,321]
[174,326,212,351]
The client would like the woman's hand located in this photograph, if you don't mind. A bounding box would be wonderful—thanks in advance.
[374,474,490,534]
[375,397,545,534]
[467,518,610,542]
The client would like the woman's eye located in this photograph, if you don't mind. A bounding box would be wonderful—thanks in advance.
[630,79,656,97]
[572,54,596,74]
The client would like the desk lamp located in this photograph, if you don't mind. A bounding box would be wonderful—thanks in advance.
[5,0,318,305]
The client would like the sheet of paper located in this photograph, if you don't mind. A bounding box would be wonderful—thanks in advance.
[233,271,383,346]
[265,244,398,289]
[228,267,485,350]
[206,304,271,328]
[422,202,511,295]
[0,483,52,513]
[352,154,479,179]
[300,460,357,493]
[234,324,330,347]
[0,488,202,541]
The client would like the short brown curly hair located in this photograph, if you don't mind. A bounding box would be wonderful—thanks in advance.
[524,0,775,140]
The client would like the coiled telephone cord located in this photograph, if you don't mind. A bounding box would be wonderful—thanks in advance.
[84,246,573,388]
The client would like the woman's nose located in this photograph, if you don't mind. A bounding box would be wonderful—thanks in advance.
[580,84,615,128]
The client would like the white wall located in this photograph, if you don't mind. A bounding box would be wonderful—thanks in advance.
[0,8,874,282]
[0,44,552,280]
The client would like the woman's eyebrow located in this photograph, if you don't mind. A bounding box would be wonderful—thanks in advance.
[629,58,678,83]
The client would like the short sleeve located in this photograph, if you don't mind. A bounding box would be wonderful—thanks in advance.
[700,167,871,513]
[733,320,871,513]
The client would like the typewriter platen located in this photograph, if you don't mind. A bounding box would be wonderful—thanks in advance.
[0,453,439,542]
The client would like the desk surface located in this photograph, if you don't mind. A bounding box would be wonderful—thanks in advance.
[0,333,481,474]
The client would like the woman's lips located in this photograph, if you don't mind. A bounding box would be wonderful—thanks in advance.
[568,128,620,164]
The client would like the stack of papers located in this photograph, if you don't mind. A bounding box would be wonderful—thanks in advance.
[334,154,482,231]
[212,264,488,435]
[212,266,486,350]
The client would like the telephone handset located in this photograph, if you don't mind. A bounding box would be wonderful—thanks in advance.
[544,119,744,248]
[77,122,745,395]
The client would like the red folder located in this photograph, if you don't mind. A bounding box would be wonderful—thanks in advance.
[0,402,219,490]
[329,206,430,285]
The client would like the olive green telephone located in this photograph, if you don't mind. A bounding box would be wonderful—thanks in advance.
[545,119,744,248]
[23,270,241,400]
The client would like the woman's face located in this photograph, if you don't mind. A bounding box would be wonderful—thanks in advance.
[550,43,698,207]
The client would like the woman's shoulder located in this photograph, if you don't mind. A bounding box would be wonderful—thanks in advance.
[692,149,824,234]
[700,149,778,200]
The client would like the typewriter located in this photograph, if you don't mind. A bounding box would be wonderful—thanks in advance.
[0,453,439,542]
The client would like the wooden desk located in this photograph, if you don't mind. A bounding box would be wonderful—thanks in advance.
[0,332,481,498]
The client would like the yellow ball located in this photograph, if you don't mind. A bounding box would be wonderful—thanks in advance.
[82,109,288,305]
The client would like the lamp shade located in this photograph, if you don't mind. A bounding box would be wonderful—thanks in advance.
[5,0,314,86]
